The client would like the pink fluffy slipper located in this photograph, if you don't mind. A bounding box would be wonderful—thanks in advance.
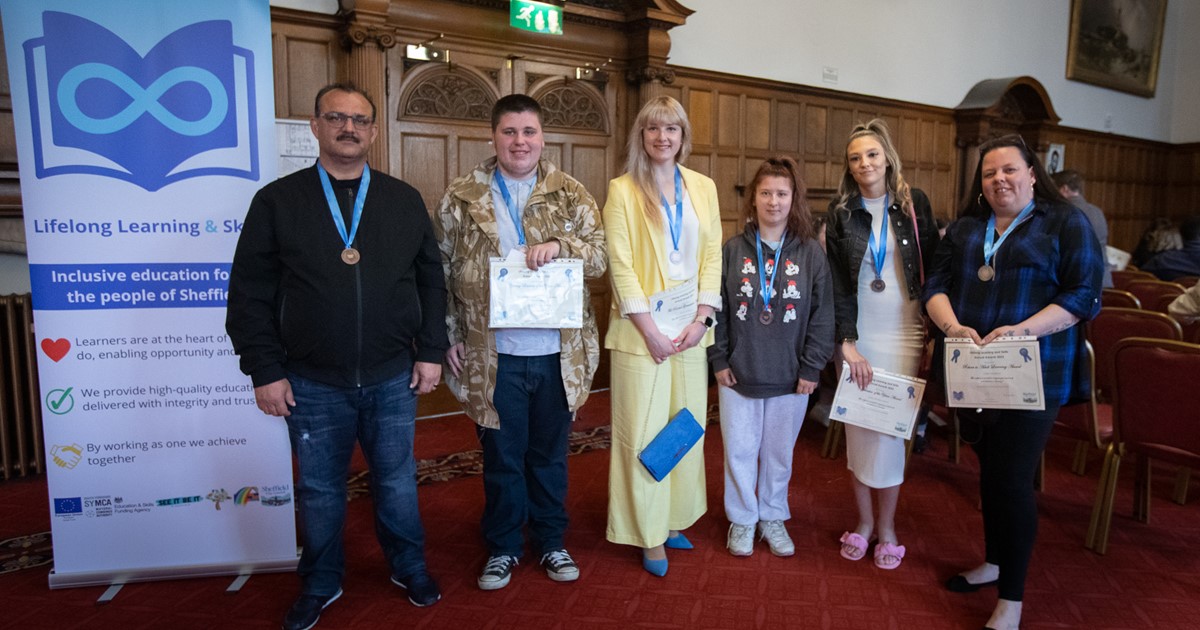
[873,542,906,569]
[838,532,869,561]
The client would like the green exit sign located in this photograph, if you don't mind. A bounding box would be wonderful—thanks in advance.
[510,0,564,36]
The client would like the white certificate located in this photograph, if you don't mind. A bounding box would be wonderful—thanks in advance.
[489,257,584,329]
[829,362,926,439]
[647,277,698,339]
[943,336,1045,410]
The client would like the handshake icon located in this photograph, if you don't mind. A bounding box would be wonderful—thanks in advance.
[51,443,83,469]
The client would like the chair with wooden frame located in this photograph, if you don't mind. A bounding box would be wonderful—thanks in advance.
[1088,308,1192,507]
[1111,269,1155,290]
[1125,280,1185,314]
[1100,288,1141,309]
[1171,275,1199,287]
[1088,308,1182,403]
[1085,338,1200,554]
[1049,340,1112,478]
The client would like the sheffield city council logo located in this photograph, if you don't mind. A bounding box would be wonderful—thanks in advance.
[21,12,259,191]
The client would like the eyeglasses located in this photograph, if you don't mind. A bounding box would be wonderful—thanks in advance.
[319,112,374,128]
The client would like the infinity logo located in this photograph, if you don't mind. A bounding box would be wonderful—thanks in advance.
[55,63,228,136]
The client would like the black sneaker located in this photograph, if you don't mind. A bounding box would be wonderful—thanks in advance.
[282,589,342,630]
[540,549,580,582]
[390,571,441,607]
[477,554,518,590]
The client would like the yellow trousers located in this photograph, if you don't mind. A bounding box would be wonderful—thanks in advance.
[606,346,708,547]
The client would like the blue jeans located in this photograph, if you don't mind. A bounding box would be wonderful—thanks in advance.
[286,371,426,597]
[478,353,573,557]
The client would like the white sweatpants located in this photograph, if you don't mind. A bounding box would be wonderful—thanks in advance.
[718,385,808,525]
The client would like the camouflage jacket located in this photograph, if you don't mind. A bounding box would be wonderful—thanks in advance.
[434,157,607,428]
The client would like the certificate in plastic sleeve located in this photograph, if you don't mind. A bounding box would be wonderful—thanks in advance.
[943,337,1045,410]
[647,277,699,339]
[829,362,926,439]
[488,257,584,328]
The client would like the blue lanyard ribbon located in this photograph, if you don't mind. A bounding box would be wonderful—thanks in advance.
[659,166,683,256]
[866,193,889,279]
[983,200,1036,266]
[755,228,784,313]
[317,162,369,251]
[493,169,535,246]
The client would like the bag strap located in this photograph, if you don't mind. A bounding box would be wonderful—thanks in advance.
[906,195,925,286]
[635,353,689,452]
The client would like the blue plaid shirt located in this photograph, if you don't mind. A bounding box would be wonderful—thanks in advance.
[924,201,1103,405]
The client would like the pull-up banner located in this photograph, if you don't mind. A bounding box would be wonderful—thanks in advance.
[0,0,297,588]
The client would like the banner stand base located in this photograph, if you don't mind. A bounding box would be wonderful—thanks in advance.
[97,583,124,604]
[49,556,299,590]
[226,573,251,593]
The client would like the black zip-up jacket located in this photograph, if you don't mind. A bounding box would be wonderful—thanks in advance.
[226,164,449,388]
[826,188,940,343]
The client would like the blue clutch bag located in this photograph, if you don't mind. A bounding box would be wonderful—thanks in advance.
[638,408,705,482]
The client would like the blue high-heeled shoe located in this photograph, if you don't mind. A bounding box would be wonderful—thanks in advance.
[664,532,693,550]
[641,551,668,577]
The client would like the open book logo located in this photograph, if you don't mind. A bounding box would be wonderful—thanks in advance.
[21,12,259,191]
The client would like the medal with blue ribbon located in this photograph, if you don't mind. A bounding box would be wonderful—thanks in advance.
[317,162,369,265]
[755,228,784,324]
[867,194,888,292]
[494,168,536,247]
[661,166,684,264]
[979,200,1035,281]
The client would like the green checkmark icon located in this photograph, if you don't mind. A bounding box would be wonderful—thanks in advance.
[46,387,74,415]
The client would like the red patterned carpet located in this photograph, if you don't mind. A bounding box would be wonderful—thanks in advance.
[2,389,1198,629]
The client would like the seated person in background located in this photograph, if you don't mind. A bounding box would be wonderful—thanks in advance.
[1141,215,1200,281]
[1131,217,1182,268]
[1052,170,1112,288]
[1168,278,1200,325]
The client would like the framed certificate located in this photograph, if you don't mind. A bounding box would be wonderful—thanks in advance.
[489,258,584,329]
[647,277,698,339]
[829,363,926,440]
[943,337,1045,410]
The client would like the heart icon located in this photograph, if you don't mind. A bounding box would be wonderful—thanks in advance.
[41,338,71,362]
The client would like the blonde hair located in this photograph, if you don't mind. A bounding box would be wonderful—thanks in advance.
[623,96,693,226]
[833,119,912,215]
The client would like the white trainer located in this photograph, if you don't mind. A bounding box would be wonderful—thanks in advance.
[727,523,755,557]
[758,520,795,557]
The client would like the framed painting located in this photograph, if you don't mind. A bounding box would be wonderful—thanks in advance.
[1066,0,1167,97]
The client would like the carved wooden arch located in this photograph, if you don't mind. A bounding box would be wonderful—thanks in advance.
[397,63,500,123]
[954,76,1060,144]
[528,77,610,134]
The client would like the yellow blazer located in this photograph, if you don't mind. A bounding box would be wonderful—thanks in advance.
[603,166,723,355]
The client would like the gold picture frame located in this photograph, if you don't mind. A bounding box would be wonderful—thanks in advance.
[1066,0,1167,98]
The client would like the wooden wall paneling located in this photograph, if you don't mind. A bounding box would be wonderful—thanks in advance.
[399,132,448,211]
[744,97,771,151]
[775,101,801,155]
[687,89,714,148]
[270,17,341,120]
[716,94,741,149]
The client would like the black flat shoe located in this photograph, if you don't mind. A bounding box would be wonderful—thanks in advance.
[944,574,999,593]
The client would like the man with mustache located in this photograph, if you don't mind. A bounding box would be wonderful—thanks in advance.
[227,83,448,630]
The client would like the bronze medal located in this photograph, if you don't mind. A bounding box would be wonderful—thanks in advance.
[341,247,360,265]
[977,264,994,282]
[759,310,773,325]
[870,278,886,292]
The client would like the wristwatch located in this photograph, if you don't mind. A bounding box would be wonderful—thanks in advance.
[696,315,716,329]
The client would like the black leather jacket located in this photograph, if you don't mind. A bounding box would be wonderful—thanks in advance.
[825,188,940,343]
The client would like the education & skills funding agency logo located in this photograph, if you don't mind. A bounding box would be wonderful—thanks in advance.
[20,11,260,191]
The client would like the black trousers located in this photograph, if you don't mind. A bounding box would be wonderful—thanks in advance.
[964,405,1059,601]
